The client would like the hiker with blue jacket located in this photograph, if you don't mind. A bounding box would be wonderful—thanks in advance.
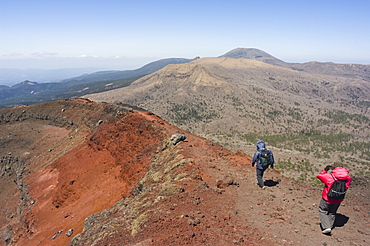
[251,140,274,188]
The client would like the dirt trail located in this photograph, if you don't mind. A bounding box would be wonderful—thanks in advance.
[177,134,370,246]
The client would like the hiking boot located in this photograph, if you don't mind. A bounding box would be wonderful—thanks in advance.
[322,228,331,234]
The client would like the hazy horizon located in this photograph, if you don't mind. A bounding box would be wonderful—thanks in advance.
[1,0,370,71]
[1,47,369,86]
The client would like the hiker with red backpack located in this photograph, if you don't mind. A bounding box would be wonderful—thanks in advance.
[251,140,274,188]
[317,165,352,235]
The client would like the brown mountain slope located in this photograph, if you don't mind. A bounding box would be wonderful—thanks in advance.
[84,57,370,180]
[85,57,370,136]
[1,99,369,245]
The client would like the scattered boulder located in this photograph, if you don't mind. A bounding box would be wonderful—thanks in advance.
[170,134,186,145]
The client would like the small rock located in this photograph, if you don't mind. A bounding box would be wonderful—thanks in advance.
[52,230,63,239]
[187,218,201,226]
[66,229,73,237]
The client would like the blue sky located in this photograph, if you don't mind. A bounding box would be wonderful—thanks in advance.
[1,0,370,69]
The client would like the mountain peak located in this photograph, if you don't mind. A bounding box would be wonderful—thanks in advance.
[220,48,281,64]
[220,48,276,59]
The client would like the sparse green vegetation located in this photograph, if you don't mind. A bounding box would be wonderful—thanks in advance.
[323,109,370,125]
[287,107,302,120]
[169,102,218,124]
[241,131,361,156]
[267,110,283,119]
[276,158,315,175]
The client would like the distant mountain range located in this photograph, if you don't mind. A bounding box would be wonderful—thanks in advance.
[0,58,192,108]
[1,48,370,109]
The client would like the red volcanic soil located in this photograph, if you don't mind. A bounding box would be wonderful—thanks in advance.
[0,99,369,246]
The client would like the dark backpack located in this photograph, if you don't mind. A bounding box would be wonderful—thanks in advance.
[327,178,347,200]
[259,149,271,167]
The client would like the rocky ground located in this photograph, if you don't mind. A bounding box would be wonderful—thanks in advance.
[0,99,369,246]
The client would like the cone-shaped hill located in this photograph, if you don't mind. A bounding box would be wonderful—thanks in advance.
[85,56,370,141]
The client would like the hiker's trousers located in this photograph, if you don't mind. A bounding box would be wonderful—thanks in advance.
[318,198,340,230]
[256,168,267,188]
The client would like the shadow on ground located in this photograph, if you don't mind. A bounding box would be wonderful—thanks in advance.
[264,179,279,187]
[334,213,349,228]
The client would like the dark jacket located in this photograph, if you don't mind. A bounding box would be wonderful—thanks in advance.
[252,140,274,169]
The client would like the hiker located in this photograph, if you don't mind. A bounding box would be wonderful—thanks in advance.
[317,165,352,235]
[251,140,274,188]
